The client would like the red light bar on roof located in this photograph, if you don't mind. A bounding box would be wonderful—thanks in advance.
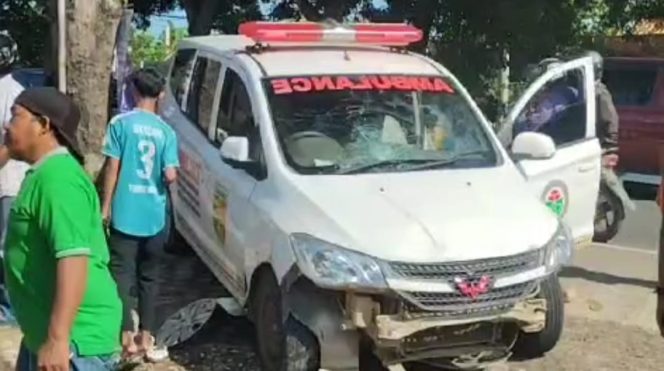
[239,22,423,46]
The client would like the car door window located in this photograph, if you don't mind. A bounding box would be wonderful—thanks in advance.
[184,56,222,133]
[169,49,196,106]
[215,69,263,162]
[512,68,587,147]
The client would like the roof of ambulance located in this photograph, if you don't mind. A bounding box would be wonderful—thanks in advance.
[179,35,442,77]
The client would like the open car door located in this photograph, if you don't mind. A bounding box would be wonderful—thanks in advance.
[499,57,601,246]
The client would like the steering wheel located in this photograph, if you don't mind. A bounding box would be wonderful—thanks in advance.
[287,131,334,142]
[285,131,344,168]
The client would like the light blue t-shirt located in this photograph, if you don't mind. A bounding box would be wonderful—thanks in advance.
[103,110,179,237]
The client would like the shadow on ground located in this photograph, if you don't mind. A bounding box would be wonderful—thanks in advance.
[560,266,657,290]
[167,309,259,371]
[132,249,261,371]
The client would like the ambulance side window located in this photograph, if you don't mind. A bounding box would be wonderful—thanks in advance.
[215,69,255,143]
[184,56,222,133]
[169,49,196,106]
[215,69,265,171]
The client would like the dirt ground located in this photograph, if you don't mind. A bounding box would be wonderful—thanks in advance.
[2,314,664,371]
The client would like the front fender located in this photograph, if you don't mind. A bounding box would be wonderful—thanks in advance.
[283,278,360,371]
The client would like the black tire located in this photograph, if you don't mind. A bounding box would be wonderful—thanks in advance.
[253,272,319,371]
[513,275,564,358]
[592,186,623,243]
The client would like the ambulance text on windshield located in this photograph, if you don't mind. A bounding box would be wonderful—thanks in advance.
[269,75,455,95]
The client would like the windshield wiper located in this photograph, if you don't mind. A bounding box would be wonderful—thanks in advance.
[338,159,438,175]
[296,164,340,174]
[404,151,491,171]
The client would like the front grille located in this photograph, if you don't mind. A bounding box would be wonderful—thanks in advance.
[393,280,539,320]
[387,249,543,282]
[402,281,537,311]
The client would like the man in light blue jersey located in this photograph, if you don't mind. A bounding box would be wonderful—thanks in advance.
[101,68,178,362]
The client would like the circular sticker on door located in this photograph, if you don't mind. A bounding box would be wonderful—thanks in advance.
[542,180,569,217]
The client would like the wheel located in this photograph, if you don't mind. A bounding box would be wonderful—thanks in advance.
[253,272,320,371]
[513,275,564,358]
[592,185,624,243]
[156,298,217,347]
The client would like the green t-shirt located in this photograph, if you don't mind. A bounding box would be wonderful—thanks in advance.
[3,149,122,356]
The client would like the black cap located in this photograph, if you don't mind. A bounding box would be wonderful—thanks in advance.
[14,87,82,159]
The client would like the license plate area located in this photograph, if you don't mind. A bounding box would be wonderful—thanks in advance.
[401,322,500,353]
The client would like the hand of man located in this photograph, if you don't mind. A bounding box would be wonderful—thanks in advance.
[101,213,110,238]
[37,338,70,371]
[101,206,111,228]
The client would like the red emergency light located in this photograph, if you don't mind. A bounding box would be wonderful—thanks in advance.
[239,22,423,47]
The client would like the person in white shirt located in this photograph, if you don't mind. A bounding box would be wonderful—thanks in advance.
[0,32,30,324]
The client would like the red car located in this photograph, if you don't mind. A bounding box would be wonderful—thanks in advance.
[604,57,664,187]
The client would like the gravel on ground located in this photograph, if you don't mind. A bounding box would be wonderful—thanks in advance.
[2,315,664,371]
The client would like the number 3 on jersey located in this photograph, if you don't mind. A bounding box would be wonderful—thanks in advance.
[137,140,157,179]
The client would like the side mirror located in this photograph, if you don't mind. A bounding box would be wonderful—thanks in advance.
[511,132,556,160]
[220,136,250,163]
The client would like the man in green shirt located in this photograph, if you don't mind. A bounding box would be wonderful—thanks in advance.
[3,87,122,370]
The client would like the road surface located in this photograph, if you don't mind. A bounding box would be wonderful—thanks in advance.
[611,199,660,251]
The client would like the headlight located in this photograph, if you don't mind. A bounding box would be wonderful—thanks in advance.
[290,233,387,290]
[544,222,573,273]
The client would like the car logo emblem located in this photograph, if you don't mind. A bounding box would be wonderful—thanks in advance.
[454,275,492,299]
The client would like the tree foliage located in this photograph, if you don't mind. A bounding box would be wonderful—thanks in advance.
[7,0,664,120]
[130,28,187,68]
[0,0,49,67]
[133,0,262,35]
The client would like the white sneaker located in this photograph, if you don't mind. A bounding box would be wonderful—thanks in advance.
[145,337,170,363]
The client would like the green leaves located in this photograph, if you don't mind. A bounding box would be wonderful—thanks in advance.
[130,29,187,68]
[6,0,664,116]
[0,0,49,67]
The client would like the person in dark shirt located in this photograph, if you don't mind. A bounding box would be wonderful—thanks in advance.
[588,51,619,151]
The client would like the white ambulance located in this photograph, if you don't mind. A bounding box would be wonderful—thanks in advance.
[160,21,600,370]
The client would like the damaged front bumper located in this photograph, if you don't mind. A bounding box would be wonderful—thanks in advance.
[282,249,552,370]
[368,298,546,341]
[285,277,548,370]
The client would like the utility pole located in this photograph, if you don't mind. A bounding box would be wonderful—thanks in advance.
[57,0,66,93]
[165,22,172,48]
[499,47,511,121]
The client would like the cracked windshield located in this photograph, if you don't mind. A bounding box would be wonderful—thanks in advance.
[266,75,497,174]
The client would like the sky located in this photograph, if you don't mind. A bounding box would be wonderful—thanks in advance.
[148,0,389,36]
[149,10,187,36]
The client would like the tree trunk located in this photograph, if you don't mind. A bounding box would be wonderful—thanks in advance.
[321,0,346,22]
[45,1,59,81]
[295,0,349,22]
[295,0,323,21]
[410,0,438,54]
[182,0,223,36]
[63,0,123,175]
